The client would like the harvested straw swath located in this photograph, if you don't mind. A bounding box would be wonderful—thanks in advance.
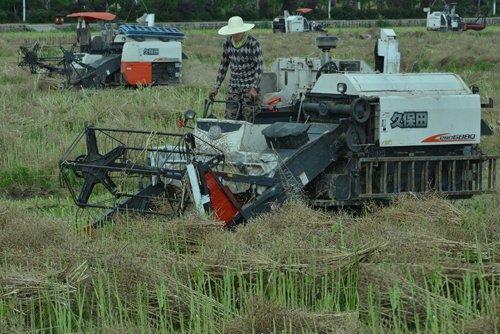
[129,267,232,323]
[216,295,359,334]
[316,241,387,278]
[399,233,494,262]
[201,241,386,280]
[37,74,67,91]
[370,193,464,226]
[84,250,232,326]
[0,261,89,312]
[401,263,500,285]
[359,263,473,328]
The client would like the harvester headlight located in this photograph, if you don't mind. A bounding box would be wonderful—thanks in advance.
[337,83,347,94]
[184,109,196,120]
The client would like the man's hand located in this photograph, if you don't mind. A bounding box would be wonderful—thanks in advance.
[249,87,258,103]
[209,88,218,99]
[86,39,90,46]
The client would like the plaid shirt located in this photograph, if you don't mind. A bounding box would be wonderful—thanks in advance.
[214,35,263,90]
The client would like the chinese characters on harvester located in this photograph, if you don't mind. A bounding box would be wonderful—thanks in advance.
[390,112,428,129]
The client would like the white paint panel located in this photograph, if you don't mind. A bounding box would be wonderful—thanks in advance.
[194,119,246,152]
[311,73,471,96]
[139,41,182,62]
[378,95,481,147]
[187,164,204,214]
[121,41,182,63]
[121,42,140,62]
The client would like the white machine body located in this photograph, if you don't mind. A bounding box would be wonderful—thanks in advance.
[378,94,480,147]
[376,29,400,74]
[71,25,184,86]
[147,28,491,212]
[425,9,444,30]
[264,29,399,101]
[309,72,480,147]
[273,10,312,33]
[259,29,481,148]
[120,39,182,84]
[121,40,182,63]
[424,7,462,31]
[286,14,311,33]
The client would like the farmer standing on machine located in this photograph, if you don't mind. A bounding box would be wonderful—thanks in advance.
[75,16,91,53]
[208,16,264,121]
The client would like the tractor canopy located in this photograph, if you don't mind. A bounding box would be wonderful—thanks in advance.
[67,12,116,21]
[295,8,312,14]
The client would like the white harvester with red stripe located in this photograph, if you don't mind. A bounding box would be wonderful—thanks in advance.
[19,12,186,89]
[273,8,326,33]
[70,12,186,86]
[59,29,497,231]
[117,24,185,85]
[423,4,487,32]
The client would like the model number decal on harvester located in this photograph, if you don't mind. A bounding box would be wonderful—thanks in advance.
[143,48,159,55]
[391,112,428,128]
[422,133,476,143]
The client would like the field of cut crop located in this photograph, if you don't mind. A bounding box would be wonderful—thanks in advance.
[0,26,499,333]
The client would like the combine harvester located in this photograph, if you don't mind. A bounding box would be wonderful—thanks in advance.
[272,8,326,33]
[59,29,497,231]
[424,3,487,31]
[18,12,186,89]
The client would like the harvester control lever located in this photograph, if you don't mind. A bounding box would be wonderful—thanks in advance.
[203,99,242,119]
[316,61,339,80]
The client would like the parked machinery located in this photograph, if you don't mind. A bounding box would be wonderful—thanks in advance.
[18,12,186,89]
[424,4,487,31]
[273,8,315,33]
[60,29,497,231]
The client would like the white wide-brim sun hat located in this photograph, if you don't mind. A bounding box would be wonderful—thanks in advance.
[218,16,255,35]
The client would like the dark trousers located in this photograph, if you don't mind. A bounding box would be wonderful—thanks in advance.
[80,45,90,53]
[224,86,260,122]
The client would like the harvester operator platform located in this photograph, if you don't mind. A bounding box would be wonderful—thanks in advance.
[208,16,264,122]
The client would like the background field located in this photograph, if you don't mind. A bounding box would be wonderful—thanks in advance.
[0,26,499,333]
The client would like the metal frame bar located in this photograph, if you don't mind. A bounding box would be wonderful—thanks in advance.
[358,155,499,162]
[425,161,429,192]
[397,162,402,193]
[359,189,497,199]
[358,155,498,198]
[438,161,442,192]
[366,162,373,194]
[410,161,415,192]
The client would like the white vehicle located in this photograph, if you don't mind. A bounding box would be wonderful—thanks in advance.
[424,4,464,31]
[61,29,497,229]
[19,12,186,89]
[273,8,315,33]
